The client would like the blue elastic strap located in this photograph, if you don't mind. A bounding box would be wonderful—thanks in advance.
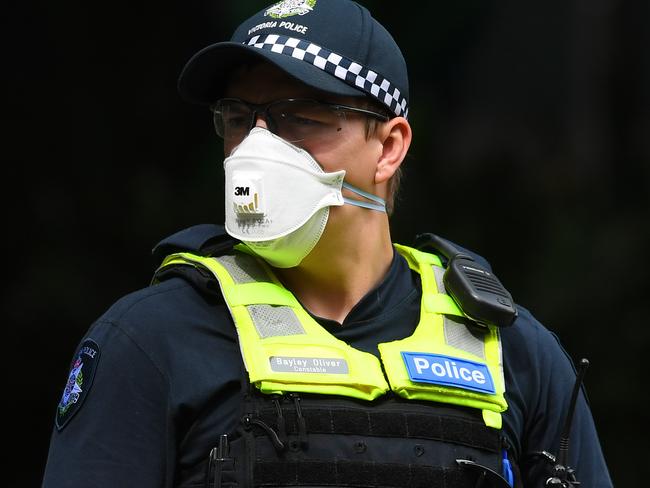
[342,182,386,213]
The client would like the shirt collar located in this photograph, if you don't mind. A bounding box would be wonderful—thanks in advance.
[313,247,418,327]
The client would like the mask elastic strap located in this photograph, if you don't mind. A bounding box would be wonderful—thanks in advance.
[342,182,387,213]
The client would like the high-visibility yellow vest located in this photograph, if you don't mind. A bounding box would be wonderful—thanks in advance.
[157,244,508,428]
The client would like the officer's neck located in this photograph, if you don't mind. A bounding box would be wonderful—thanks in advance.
[274,209,393,324]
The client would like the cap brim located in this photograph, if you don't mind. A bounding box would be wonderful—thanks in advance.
[177,41,366,106]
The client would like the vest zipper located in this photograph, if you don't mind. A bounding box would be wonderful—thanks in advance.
[204,434,229,488]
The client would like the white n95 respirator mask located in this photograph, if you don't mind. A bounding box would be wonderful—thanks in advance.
[223,127,386,268]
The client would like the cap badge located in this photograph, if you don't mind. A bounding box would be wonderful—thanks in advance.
[265,0,316,19]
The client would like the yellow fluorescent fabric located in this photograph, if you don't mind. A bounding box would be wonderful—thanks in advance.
[156,244,508,426]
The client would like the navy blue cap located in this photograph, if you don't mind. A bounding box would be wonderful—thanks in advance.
[177,0,409,117]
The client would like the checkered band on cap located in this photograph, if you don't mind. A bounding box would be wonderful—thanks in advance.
[245,34,409,118]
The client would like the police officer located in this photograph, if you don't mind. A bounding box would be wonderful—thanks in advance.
[43,1,612,486]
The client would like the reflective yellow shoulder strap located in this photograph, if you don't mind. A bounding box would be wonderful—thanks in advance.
[379,244,508,428]
[157,248,389,400]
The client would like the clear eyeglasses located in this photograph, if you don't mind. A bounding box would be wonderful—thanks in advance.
[211,98,391,148]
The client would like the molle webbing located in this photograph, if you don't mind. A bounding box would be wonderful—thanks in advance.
[244,392,503,488]
[255,406,501,453]
[254,460,476,488]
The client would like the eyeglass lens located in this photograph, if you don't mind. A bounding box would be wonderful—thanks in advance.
[213,99,348,146]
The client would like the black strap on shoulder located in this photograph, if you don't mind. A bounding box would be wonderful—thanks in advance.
[151,224,238,300]
[153,263,223,300]
[151,224,239,268]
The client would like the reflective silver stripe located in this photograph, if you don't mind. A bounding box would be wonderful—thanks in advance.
[433,264,487,360]
[215,253,271,284]
[443,315,486,360]
[215,253,305,338]
[248,304,305,338]
[432,265,446,294]
[496,327,505,389]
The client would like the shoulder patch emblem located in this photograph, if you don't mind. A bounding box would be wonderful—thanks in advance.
[56,339,101,431]
[265,0,316,19]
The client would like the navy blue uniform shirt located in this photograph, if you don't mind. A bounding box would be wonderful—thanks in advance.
[42,226,612,487]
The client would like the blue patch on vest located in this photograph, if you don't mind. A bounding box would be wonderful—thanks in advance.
[401,352,496,394]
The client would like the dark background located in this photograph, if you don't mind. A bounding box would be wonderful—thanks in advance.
[6,0,647,485]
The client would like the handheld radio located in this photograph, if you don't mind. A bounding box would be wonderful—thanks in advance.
[414,233,518,328]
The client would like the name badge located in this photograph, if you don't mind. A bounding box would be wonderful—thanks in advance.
[401,352,495,394]
[270,356,349,374]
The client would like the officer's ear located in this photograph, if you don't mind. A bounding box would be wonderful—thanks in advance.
[375,117,411,184]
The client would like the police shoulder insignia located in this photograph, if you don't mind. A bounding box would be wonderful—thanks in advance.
[265,0,317,19]
[55,339,101,431]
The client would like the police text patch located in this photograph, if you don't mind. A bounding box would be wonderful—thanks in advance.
[401,352,495,394]
[56,339,100,430]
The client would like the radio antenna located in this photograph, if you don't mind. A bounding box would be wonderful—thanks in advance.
[559,358,589,467]
[546,358,589,487]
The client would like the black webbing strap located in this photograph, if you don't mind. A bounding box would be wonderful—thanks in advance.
[153,264,223,300]
[257,407,500,453]
[254,460,474,487]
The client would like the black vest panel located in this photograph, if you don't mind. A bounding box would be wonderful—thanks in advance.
[179,391,513,488]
